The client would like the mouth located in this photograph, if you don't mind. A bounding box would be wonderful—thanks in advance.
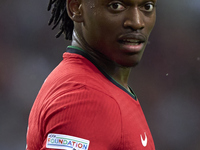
[118,33,147,53]
[120,39,144,46]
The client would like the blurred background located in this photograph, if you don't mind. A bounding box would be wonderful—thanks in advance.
[0,0,200,149]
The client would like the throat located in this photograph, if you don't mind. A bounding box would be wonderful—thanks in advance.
[109,67,131,89]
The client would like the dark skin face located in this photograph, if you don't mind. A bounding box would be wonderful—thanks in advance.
[68,0,156,90]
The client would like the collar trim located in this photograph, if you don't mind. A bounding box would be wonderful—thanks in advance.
[67,46,137,100]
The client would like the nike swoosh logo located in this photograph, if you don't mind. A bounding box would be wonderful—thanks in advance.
[140,132,147,147]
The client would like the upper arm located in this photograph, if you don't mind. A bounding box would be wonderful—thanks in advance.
[40,87,121,150]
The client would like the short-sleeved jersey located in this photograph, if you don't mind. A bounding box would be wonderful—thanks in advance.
[26,46,155,150]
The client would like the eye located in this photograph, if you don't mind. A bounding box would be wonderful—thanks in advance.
[142,3,155,12]
[109,2,126,12]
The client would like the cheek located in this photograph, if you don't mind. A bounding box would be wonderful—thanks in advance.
[84,16,118,45]
[146,14,156,34]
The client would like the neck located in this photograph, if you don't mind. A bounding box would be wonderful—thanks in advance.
[71,30,131,90]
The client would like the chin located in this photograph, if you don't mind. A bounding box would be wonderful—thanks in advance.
[116,60,141,68]
[116,55,143,67]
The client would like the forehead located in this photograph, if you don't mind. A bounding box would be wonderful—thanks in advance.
[89,0,157,3]
[85,0,157,7]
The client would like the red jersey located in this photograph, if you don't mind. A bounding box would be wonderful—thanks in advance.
[26,46,155,150]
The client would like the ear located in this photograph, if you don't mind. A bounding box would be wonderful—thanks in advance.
[67,0,84,22]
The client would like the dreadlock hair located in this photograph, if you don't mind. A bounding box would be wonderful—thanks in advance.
[48,0,74,40]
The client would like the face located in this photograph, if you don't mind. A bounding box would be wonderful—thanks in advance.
[79,0,157,67]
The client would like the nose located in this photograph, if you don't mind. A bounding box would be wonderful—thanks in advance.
[123,8,145,31]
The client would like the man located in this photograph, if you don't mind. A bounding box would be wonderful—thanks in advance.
[26,0,157,149]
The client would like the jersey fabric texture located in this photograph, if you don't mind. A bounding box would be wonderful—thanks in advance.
[26,46,155,150]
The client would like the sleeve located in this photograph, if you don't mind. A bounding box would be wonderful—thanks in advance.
[40,86,122,150]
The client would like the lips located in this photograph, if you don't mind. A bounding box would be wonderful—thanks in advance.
[118,33,147,53]
[121,39,142,45]
[118,33,146,44]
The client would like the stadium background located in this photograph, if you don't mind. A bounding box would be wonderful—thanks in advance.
[0,0,200,149]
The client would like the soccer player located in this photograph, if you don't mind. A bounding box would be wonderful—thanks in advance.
[26,0,157,149]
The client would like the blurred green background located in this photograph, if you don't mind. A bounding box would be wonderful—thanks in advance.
[0,0,200,149]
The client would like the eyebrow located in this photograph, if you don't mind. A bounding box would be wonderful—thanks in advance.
[117,0,157,4]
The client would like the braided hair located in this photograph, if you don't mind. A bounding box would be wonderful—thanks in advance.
[48,0,74,40]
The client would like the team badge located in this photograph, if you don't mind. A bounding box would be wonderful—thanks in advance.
[46,133,90,150]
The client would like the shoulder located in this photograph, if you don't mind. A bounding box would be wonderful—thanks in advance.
[39,52,113,102]
[43,86,121,122]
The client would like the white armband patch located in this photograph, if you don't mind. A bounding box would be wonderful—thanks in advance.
[46,133,90,150]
